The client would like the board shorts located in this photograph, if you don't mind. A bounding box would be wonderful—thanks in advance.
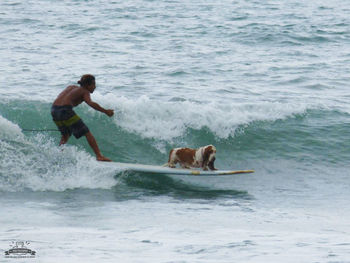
[51,105,89,139]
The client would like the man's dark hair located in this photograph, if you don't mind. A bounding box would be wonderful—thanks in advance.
[78,74,95,87]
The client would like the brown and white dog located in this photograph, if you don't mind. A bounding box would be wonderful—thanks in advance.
[164,145,217,171]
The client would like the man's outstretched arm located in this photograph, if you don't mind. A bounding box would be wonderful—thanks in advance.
[83,92,114,116]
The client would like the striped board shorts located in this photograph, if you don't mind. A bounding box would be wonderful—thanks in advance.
[51,105,89,139]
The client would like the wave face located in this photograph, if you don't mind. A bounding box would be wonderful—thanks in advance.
[0,99,349,192]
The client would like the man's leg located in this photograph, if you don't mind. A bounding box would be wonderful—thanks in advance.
[85,131,111,161]
[59,134,70,145]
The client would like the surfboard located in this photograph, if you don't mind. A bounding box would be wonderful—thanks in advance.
[107,162,254,176]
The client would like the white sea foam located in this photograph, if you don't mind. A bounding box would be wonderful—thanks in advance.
[94,92,312,141]
[0,115,24,140]
[0,130,122,192]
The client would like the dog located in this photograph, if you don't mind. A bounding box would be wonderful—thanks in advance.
[164,145,217,171]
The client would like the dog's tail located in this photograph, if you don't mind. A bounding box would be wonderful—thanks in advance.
[162,149,175,167]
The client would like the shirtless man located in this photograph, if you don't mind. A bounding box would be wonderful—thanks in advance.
[51,74,114,161]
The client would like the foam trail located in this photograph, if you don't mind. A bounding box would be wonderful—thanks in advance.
[0,117,123,192]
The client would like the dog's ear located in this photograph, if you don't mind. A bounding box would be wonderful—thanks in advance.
[208,157,216,170]
[202,146,213,167]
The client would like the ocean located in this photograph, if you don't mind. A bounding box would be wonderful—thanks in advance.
[1,0,350,262]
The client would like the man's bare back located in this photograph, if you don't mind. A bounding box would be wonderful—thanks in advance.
[53,85,87,107]
[53,83,113,117]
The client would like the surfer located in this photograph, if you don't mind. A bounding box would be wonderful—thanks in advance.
[51,74,114,162]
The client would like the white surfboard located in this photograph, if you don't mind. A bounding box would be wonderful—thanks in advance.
[107,162,254,176]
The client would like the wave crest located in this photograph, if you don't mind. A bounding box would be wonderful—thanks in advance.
[95,93,310,141]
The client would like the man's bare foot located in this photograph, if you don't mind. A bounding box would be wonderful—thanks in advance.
[97,155,112,162]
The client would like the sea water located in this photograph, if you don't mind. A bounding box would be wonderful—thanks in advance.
[0,0,350,262]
